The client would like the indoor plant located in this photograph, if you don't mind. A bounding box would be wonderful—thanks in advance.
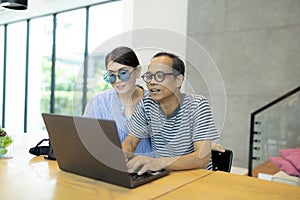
[0,126,13,157]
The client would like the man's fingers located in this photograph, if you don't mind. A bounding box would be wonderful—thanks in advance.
[137,165,149,175]
[212,143,225,152]
[127,157,142,173]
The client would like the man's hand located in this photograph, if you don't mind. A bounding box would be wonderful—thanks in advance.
[212,143,225,152]
[126,156,166,175]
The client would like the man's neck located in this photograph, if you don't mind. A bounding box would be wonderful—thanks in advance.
[159,92,182,115]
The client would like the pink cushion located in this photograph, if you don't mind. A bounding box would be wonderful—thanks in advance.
[286,151,300,172]
[269,156,300,177]
[279,148,300,172]
[279,148,300,159]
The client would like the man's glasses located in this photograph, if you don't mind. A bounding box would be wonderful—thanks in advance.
[103,68,135,84]
[141,71,178,83]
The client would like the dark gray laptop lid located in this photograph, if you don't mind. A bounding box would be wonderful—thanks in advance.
[42,113,133,187]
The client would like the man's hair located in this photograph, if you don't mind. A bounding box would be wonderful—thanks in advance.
[105,46,140,68]
[152,52,185,76]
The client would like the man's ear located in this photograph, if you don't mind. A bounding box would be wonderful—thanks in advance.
[176,74,184,88]
[135,65,142,79]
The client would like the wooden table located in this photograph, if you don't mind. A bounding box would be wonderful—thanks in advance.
[156,171,300,200]
[0,133,213,200]
[1,133,299,200]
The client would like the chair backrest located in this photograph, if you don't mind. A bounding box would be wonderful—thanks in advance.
[211,149,233,172]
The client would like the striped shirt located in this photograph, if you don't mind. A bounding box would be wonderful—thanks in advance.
[127,93,220,169]
[83,88,153,157]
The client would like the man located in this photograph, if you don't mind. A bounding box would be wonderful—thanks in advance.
[122,52,220,175]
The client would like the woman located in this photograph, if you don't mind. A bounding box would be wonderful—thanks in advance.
[83,46,153,156]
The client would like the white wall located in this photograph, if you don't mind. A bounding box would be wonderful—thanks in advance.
[122,0,188,76]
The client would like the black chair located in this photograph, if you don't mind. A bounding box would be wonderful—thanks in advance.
[211,149,233,172]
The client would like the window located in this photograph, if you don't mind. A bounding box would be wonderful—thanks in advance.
[85,2,123,103]
[27,16,53,132]
[5,22,27,133]
[0,0,123,133]
[55,9,86,115]
[0,26,4,126]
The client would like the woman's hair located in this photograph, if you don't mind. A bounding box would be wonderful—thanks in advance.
[152,52,185,77]
[105,46,140,68]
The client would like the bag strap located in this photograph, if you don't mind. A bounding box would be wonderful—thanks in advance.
[29,138,50,156]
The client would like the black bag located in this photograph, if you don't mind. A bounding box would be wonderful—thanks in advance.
[29,138,56,160]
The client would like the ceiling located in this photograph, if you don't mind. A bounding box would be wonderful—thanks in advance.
[0,0,110,25]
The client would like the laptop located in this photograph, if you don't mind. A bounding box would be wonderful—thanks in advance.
[42,113,169,188]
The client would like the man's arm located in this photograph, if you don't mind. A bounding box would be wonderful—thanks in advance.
[164,140,212,170]
[121,133,141,161]
[126,140,212,175]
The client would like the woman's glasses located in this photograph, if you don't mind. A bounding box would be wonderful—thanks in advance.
[141,71,178,83]
[103,68,135,84]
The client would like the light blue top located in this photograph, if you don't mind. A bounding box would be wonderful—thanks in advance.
[83,88,153,157]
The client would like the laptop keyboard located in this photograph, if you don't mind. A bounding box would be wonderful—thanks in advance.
[129,172,154,182]
[129,170,165,182]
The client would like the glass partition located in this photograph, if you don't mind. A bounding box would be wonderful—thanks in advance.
[248,86,300,176]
